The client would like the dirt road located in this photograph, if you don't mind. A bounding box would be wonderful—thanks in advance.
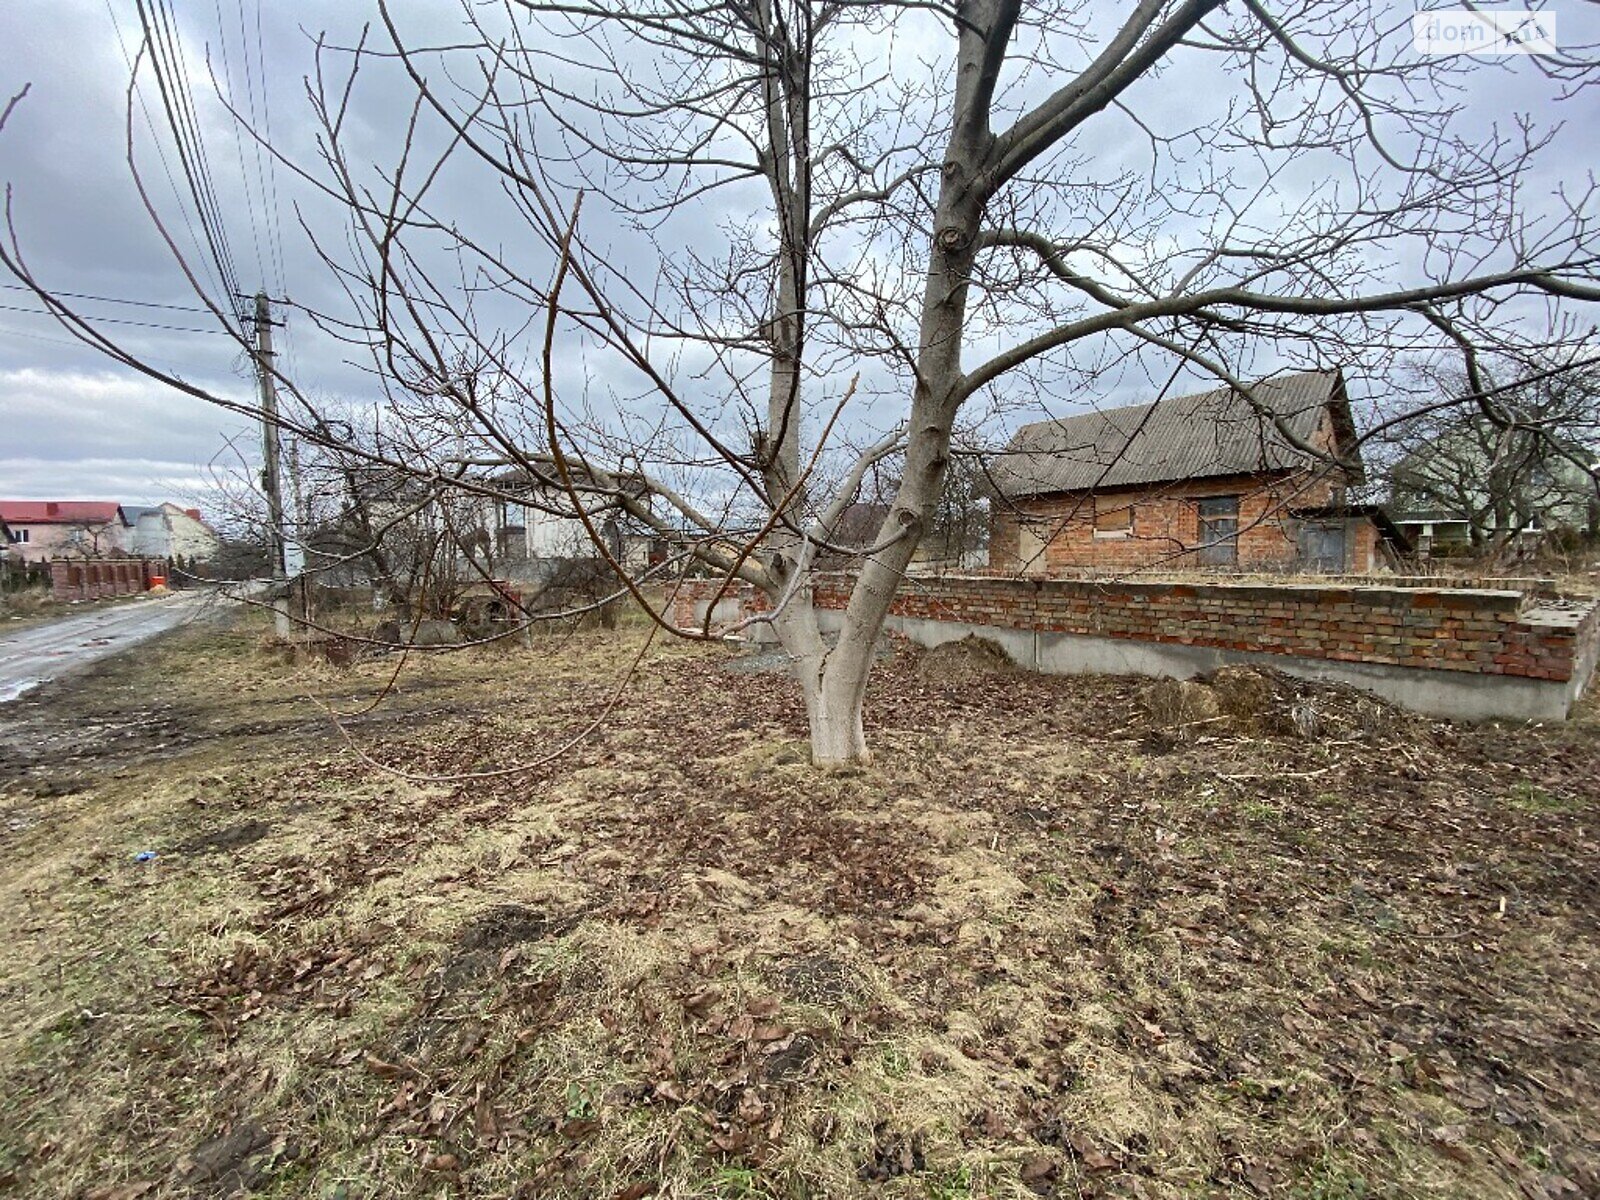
[0,589,224,702]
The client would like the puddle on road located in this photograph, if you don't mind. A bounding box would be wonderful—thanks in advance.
[0,678,44,703]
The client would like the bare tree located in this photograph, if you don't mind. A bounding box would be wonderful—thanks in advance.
[1381,356,1600,547]
[61,518,121,558]
[5,1,1600,764]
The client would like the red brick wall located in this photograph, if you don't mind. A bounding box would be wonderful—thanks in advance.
[670,574,1599,685]
[49,558,155,602]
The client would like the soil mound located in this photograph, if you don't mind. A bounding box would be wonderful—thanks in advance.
[1211,664,1277,728]
[1139,664,1415,743]
[1139,678,1222,729]
[912,635,1015,683]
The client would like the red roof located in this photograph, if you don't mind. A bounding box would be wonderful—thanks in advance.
[0,501,128,526]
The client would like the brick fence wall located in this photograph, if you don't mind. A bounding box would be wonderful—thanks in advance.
[48,558,157,601]
[670,573,1600,693]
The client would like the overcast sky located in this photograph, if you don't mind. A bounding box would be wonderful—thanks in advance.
[1,2,1596,515]
[0,0,369,511]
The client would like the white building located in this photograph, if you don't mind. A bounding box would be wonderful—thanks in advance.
[490,463,656,578]
[126,503,222,562]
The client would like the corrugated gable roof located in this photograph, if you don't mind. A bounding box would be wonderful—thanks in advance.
[987,370,1352,498]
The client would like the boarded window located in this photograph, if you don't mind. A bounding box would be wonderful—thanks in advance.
[1093,500,1133,535]
[1016,522,1047,576]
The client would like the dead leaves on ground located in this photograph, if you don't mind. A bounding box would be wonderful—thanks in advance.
[6,631,1600,1198]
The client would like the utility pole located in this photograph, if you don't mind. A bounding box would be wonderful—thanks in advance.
[252,291,292,637]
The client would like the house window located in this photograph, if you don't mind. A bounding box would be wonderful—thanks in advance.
[13,528,28,544]
[1093,499,1133,538]
[1196,496,1239,567]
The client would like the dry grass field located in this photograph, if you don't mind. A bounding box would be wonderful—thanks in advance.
[0,613,1596,1199]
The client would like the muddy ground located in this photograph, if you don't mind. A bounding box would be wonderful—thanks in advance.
[0,615,1596,1199]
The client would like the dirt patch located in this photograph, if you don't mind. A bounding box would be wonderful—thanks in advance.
[175,820,271,856]
[762,1031,823,1083]
[439,903,586,988]
[457,902,566,953]
[177,1119,298,1196]
[857,1127,926,1183]
[776,953,858,1005]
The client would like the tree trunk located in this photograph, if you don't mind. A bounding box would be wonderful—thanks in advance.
[773,2,1012,767]
[802,663,870,766]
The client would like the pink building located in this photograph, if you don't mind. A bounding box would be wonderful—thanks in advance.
[0,501,132,563]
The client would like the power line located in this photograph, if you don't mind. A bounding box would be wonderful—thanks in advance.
[0,301,230,336]
[134,0,244,316]
[230,0,298,389]
[104,0,228,306]
[147,1,234,296]
[0,281,212,314]
[0,324,99,351]
[209,0,265,293]
[73,5,291,357]
[157,0,244,303]
[249,0,288,298]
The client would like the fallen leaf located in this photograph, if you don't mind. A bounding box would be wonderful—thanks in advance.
[474,1097,499,1141]
[1428,1124,1473,1164]
[737,1089,765,1122]
[976,1108,1009,1138]
[1068,1133,1120,1172]
[1020,1153,1056,1180]
[683,987,720,1014]
[363,1053,415,1080]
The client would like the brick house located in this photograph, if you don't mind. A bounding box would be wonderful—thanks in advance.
[987,369,1400,575]
[0,501,133,564]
